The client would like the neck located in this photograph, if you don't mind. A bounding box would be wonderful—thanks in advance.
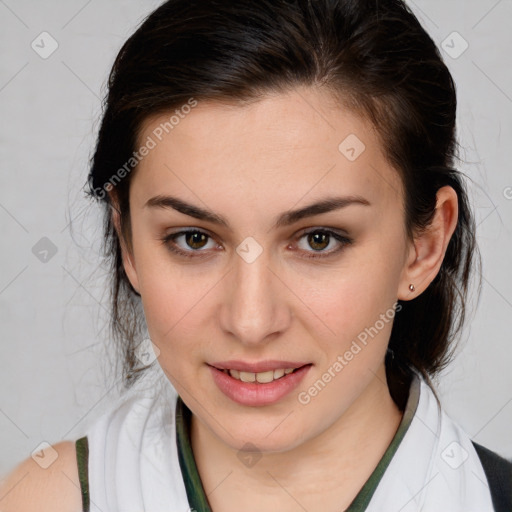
[190,362,404,511]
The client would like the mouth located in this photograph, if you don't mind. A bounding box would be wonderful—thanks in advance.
[215,366,306,383]
[207,361,313,406]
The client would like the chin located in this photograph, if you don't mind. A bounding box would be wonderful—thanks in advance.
[209,414,308,453]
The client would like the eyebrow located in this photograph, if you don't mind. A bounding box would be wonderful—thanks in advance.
[144,194,371,229]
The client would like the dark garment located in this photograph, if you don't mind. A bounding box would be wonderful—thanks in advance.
[472,441,512,512]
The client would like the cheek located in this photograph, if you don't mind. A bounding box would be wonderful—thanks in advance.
[139,270,203,337]
[302,243,403,352]
[134,246,219,358]
[131,241,180,328]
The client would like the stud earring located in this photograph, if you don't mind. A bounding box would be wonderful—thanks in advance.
[409,284,415,292]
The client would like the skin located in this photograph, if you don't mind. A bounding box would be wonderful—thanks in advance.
[0,85,457,512]
[112,86,458,511]
[0,441,82,511]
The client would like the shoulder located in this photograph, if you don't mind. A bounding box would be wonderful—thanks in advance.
[0,440,83,512]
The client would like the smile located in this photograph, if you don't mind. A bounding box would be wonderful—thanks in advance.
[221,368,296,383]
[208,363,312,406]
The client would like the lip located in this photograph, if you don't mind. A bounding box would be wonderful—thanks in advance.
[207,362,312,406]
[209,360,310,373]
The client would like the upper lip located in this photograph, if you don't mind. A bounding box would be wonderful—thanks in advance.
[209,360,311,373]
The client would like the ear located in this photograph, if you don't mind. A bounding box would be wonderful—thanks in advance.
[398,185,459,300]
[109,197,141,295]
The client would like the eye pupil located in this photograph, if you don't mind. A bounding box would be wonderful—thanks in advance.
[186,231,208,249]
[308,232,329,251]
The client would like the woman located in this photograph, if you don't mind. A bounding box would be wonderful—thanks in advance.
[2,0,511,511]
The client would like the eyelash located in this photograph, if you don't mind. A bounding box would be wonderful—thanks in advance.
[159,228,353,260]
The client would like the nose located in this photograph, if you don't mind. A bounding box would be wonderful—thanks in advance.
[219,246,292,347]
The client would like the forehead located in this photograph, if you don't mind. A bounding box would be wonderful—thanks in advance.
[132,87,403,214]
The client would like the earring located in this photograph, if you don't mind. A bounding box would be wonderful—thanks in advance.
[409,284,415,292]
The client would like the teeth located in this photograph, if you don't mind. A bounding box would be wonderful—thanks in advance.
[273,368,285,379]
[256,370,274,383]
[226,367,296,382]
[239,371,256,383]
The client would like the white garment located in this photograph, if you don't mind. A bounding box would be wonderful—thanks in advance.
[85,363,495,512]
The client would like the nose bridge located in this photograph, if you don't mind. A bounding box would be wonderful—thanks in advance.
[221,242,288,345]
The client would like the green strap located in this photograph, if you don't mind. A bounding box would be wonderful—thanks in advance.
[75,436,90,512]
[175,396,212,511]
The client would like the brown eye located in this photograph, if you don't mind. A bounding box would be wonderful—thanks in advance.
[160,229,218,259]
[184,231,209,250]
[307,232,330,251]
[296,229,353,259]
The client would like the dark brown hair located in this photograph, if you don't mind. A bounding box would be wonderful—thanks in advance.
[86,0,481,409]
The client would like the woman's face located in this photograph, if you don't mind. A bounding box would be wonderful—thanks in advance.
[120,86,413,452]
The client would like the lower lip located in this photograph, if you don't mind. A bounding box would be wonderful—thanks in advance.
[208,364,312,406]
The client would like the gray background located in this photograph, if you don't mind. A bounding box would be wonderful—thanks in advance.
[0,0,511,476]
